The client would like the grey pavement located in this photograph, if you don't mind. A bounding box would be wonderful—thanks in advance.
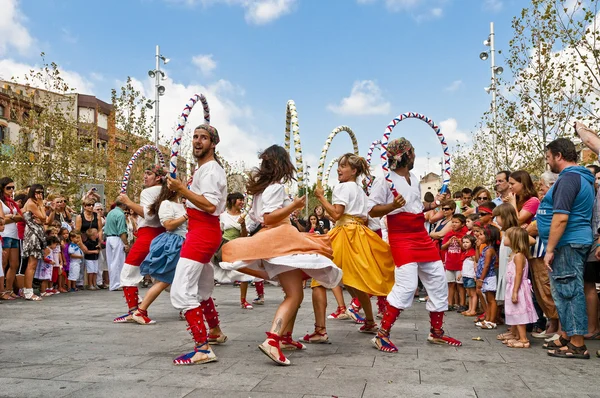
[1,285,599,398]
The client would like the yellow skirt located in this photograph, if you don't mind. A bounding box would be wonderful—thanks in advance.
[312,218,394,297]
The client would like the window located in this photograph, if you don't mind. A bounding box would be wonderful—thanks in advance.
[0,104,4,118]
[0,125,4,142]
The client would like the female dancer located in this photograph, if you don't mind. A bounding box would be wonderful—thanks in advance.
[213,192,265,309]
[221,145,342,366]
[304,153,395,343]
[22,184,48,301]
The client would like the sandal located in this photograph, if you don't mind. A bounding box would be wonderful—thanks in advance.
[497,332,515,341]
[258,332,290,366]
[543,335,570,349]
[548,342,590,359]
[25,294,42,301]
[301,325,330,344]
[372,329,398,353]
[281,332,306,350]
[584,331,600,340]
[502,338,517,345]
[173,342,218,365]
[207,332,228,345]
[508,340,530,348]
[0,291,16,301]
[359,321,379,334]
[479,321,497,330]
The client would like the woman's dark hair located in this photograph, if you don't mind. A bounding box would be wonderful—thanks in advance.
[247,145,295,195]
[226,192,244,210]
[546,138,578,162]
[148,181,178,216]
[510,170,537,210]
[14,193,27,205]
[481,224,501,253]
[0,177,14,198]
[309,214,318,223]
[27,184,44,200]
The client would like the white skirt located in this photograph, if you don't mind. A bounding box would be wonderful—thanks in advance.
[212,261,255,284]
[220,253,342,289]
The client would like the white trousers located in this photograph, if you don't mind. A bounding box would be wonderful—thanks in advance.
[387,260,448,312]
[96,249,108,286]
[170,258,215,312]
[120,263,142,288]
[106,237,125,290]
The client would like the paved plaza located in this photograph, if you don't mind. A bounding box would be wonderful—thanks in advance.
[1,285,600,398]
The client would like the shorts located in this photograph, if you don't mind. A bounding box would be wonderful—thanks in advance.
[481,275,497,293]
[462,277,475,289]
[85,259,99,274]
[446,270,461,283]
[68,261,82,282]
[584,261,600,284]
[2,237,19,249]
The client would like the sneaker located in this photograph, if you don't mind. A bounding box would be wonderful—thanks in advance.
[346,308,366,324]
[252,296,265,305]
[51,289,60,294]
[241,300,253,309]
[328,306,350,320]
[113,312,135,323]
[132,309,156,325]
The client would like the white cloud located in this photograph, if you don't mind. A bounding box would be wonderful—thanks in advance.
[439,118,469,143]
[483,0,503,12]
[0,58,95,94]
[384,0,422,11]
[167,0,297,25]
[360,0,444,21]
[61,27,78,44]
[133,73,272,171]
[192,54,217,76]
[327,80,391,116]
[444,79,463,92]
[0,0,34,56]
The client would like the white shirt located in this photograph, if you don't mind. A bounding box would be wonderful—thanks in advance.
[332,182,368,220]
[368,171,423,216]
[1,200,19,239]
[137,185,162,229]
[220,211,243,232]
[158,200,187,237]
[187,160,227,216]
[249,184,289,224]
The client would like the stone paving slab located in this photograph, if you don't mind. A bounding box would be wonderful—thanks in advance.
[1,284,600,398]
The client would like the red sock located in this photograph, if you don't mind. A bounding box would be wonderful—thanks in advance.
[351,297,361,310]
[376,296,387,314]
[200,298,219,329]
[255,281,265,296]
[429,311,444,330]
[122,286,139,310]
[380,302,401,331]
[184,306,207,345]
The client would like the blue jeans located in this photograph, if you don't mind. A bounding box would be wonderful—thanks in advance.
[549,244,589,336]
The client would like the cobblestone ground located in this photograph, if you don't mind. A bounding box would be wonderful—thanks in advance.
[1,284,599,398]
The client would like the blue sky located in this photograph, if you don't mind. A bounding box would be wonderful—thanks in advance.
[0,0,522,184]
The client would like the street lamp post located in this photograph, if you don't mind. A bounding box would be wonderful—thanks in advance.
[304,164,311,220]
[480,22,503,136]
[147,45,169,155]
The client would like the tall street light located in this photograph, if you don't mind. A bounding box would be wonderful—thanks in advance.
[147,45,169,150]
[480,22,503,136]
[304,164,311,219]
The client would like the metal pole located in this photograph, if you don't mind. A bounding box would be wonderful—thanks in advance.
[490,22,498,136]
[154,45,160,149]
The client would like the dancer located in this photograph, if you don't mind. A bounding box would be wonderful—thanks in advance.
[213,192,265,308]
[304,153,394,343]
[167,124,227,365]
[369,137,462,352]
[221,145,342,366]
[113,165,166,323]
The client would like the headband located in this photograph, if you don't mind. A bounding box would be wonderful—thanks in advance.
[146,164,167,178]
[478,206,493,215]
[387,138,413,169]
[196,124,220,145]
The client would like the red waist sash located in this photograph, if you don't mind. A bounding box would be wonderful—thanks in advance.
[180,208,221,263]
[125,226,165,266]
[387,212,440,267]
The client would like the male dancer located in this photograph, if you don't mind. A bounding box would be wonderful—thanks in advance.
[113,165,166,323]
[167,124,227,365]
[368,137,462,352]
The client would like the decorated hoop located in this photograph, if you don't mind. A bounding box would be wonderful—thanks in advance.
[323,157,339,188]
[380,112,450,196]
[284,100,305,188]
[364,139,381,189]
[316,126,359,187]
[121,145,166,194]
[226,170,253,216]
[170,94,210,177]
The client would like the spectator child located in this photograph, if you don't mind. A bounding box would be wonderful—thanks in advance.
[492,204,519,306]
[37,236,60,296]
[476,201,496,226]
[465,214,480,235]
[475,224,501,329]
[82,228,100,290]
[460,234,478,316]
[441,214,468,311]
[67,231,84,291]
[498,227,538,348]
[58,227,70,293]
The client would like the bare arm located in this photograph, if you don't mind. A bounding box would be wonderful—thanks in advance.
[575,121,600,153]
[118,195,145,218]
[162,215,188,232]
[264,197,305,226]
[479,248,495,280]
[369,195,407,218]
[75,215,82,231]
[512,253,525,302]
[430,220,452,240]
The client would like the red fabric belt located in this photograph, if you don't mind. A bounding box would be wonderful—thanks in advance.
[180,208,221,263]
[387,212,440,267]
[125,226,165,266]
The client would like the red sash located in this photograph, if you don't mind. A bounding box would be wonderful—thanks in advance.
[125,226,165,266]
[387,212,440,267]
[180,208,221,263]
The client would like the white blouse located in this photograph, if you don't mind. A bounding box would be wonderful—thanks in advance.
[1,201,19,239]
[368,172,423,215]
[158,200,187,237]
[187,160,227,216]
[249,184,289,224]
[332,182,368,220]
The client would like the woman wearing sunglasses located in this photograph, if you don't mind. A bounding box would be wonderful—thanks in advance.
[0,177,23,300]
[21,184,49,301]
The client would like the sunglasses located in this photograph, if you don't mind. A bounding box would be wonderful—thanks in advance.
[84,203,94,207]
[442,207,453,211]
[476,196,489,201]
[35,190,44,194]
[5,186,15,190]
